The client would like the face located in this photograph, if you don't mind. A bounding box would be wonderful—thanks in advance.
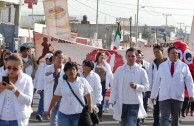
[54,54,64,65]
[45,58,52,65]
[168,49,178,62]
[98,53,105,62]
[6,60,22,78]
[136,54,143,63]
[126,51,137,66]
[65,67,78,80]
[21,49,29,58]
[153,48,163,59]
[82,64,92,74]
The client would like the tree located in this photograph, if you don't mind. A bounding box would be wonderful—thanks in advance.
[35,19,45,24]
[142,24,150,39]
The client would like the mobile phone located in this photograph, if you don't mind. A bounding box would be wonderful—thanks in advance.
[2,76,9,86]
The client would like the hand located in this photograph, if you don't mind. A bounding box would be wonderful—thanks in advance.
[46,111,51,119]
[96,103,101,107]
[46,72,53,76]
[3,81,15,91]
[0,82,6,91]
[87,106,93,114]
[37,90,42,94]
[130,82,137,89]
[190,97,194,102]
[151,98,156,104]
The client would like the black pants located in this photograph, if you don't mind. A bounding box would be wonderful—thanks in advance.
[181,97,189,113]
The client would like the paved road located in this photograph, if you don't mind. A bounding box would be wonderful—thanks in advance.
[29,97,194,126]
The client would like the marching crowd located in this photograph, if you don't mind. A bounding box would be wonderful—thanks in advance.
[0,44,194,126]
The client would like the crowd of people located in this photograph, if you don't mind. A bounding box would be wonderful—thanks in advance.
[0,44,193,126]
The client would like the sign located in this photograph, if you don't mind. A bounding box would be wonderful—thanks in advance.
[43,0,71,40]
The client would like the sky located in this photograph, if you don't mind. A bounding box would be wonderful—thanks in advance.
[21,0,194,33]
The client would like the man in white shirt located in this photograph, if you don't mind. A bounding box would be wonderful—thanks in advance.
[109,48,149,126]
[34,53,53,121]
[80,59,102,106]
[20,46,37,79]
[151,46,194,126]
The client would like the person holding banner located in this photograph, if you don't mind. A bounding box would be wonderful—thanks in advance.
[94,52,113,121]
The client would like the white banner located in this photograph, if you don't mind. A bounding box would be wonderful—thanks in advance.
[43,0,71,40]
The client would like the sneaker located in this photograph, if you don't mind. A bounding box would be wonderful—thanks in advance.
[36,114,43,121]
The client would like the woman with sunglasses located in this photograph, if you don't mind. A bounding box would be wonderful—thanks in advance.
[0,54,34,126]
[0,50,12,73]
[94,52,113,121]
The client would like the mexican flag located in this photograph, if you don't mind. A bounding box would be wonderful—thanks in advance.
[113,23,121,50]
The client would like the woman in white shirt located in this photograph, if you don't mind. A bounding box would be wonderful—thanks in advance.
[0,51,12,73]
[47,62,93,126]
[0,54,33,126]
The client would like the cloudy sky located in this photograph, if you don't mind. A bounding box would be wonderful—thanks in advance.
[21,0,194,32]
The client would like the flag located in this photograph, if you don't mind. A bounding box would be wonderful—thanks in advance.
[113,23,121,50]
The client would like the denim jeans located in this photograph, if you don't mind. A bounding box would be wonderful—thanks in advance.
[153,99,160,126]
[98,81,107,110]
[58,111,81,126]
[37,90,44,116]
[50,100,60,126]
[120,104,139,126]
[0,119,18,126]
[159,99,183,126]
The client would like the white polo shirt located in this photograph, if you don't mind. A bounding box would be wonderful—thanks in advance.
[54,77,93,114]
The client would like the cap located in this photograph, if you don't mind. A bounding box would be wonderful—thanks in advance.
[45,53,53,59]
[20,46,29,52]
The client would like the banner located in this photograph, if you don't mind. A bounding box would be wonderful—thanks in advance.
[43,0,71,40]
[34,32,124,72]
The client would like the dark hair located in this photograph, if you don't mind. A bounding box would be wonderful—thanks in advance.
[137,50,143,55]
[83,59,94,70]
[95,52,104,62]
[54,50,63,57]
[153,45,163,52]
[63,61,78,80]
[126,47,138,55]
[7,54,23,65]
[167,46,177,54]
[0,50,11,67]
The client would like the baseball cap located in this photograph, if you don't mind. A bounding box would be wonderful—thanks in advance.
[45,53,53,59]
[20,46,29,52]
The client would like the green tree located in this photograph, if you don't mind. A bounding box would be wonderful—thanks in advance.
[35,19,45,24]
[142,24,150,39]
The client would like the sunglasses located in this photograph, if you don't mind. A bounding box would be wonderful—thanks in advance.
[7,66,19,71]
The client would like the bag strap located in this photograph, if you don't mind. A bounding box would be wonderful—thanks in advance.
[66,80,85,107]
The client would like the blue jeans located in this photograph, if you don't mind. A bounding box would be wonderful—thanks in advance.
[120,104,139,126]
[98,81,107,110]
[58,111,81,126]
[50,100,60,126]
[0,119,18,126]
[37,90,44,116]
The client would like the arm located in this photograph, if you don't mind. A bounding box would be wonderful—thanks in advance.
[135,69,149,92]
[47,95,61,118]
[185,65,194,98]
[94,75,102,105]
[150,67,161,99]
[85,93,93,113]
[147,63,153,91]
[109,69,118,104]
[44,66,55,84]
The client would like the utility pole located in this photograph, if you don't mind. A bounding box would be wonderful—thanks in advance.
[96,0,99,39]
[129,17,132,48]
[136,0,139,46]
[177,22,184,29]
[183,25,190,42]
[177,22,184,39]
[162,13,171,26]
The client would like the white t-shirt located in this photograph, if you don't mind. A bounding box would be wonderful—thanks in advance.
[54,77,93,114]
[22,57,33,76]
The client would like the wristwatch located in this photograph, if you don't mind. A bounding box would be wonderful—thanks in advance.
[11,87,17,93]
